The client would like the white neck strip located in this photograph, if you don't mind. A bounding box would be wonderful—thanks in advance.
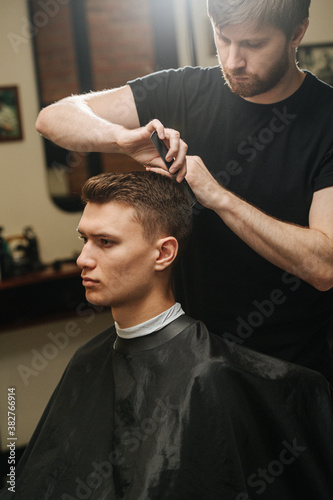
[115,303,185,339]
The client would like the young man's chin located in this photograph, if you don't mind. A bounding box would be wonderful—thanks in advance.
[84,290,111,308]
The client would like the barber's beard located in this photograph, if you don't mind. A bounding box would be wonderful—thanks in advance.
[220,46,290,98]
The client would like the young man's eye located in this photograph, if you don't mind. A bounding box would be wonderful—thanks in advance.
[100,239,114,247]
[78,235,87,244]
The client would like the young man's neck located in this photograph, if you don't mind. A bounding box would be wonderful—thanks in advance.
[112,291,176,329]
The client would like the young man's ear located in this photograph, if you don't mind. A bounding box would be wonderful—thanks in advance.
[154,237,179,271]
[291,18,309,49]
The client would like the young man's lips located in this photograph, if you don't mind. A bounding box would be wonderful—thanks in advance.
[81,276,99,286]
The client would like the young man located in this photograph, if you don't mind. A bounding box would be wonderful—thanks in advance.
[1,172,332,499]
[35,0,333,382]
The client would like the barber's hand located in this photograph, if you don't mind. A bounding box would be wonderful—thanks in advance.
[117,119,188,182]
[185,156,223,209]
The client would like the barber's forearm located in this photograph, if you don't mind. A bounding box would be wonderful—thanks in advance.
[36,98,187,179]
[212,189,333,291]
[35,97,125,153]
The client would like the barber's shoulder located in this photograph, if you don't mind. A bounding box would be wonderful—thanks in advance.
[303,70,333,103]
[128,65,221,91]
[177,64,221,85]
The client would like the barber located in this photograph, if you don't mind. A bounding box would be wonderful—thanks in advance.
[36,0,333,382]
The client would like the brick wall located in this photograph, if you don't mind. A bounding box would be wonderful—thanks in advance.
[87,0,155,90]
[33,3,79,104]
[86,0,154,176]
[32,0,155,197]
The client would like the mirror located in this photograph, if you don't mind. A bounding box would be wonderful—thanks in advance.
[28,0,179,211]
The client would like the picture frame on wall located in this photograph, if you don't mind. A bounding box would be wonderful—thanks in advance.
[0,86,23,142]
[297,43,333,86]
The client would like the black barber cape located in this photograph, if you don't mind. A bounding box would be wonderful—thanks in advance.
[1,317,333,499]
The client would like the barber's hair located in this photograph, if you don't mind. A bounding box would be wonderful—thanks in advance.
[81,171,193,259]
[207,0,310,38]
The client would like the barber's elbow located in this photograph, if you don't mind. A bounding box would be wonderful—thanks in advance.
[308,271,333,292]
[35,107,50,137]
[314,280,333,292]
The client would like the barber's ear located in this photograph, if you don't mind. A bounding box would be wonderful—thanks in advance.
[155,237,178,271]
[291,18,309,48]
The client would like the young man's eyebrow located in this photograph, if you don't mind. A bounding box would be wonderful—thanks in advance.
[76,227,118,239]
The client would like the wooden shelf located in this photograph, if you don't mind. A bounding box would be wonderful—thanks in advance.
[0,264,88,332]
[0,263,80,290]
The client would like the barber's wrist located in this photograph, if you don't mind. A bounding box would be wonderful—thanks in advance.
[112,124,131,154]
[208,184,231,213]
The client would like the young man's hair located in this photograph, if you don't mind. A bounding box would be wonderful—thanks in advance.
[81,171,193,259]
[207,0,310,39]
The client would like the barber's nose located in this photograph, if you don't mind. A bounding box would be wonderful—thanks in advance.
[76,243,96,270]
[226,44,246,71]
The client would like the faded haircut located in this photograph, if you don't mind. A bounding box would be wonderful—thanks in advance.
[207,0,310,38]
[81,171,193,260]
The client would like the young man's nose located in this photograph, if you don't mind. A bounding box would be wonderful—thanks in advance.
[76,244,96,270]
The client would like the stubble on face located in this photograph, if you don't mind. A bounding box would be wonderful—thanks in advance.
[220,43,290,98]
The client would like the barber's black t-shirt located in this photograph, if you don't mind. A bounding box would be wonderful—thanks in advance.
[128,67,333,381]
